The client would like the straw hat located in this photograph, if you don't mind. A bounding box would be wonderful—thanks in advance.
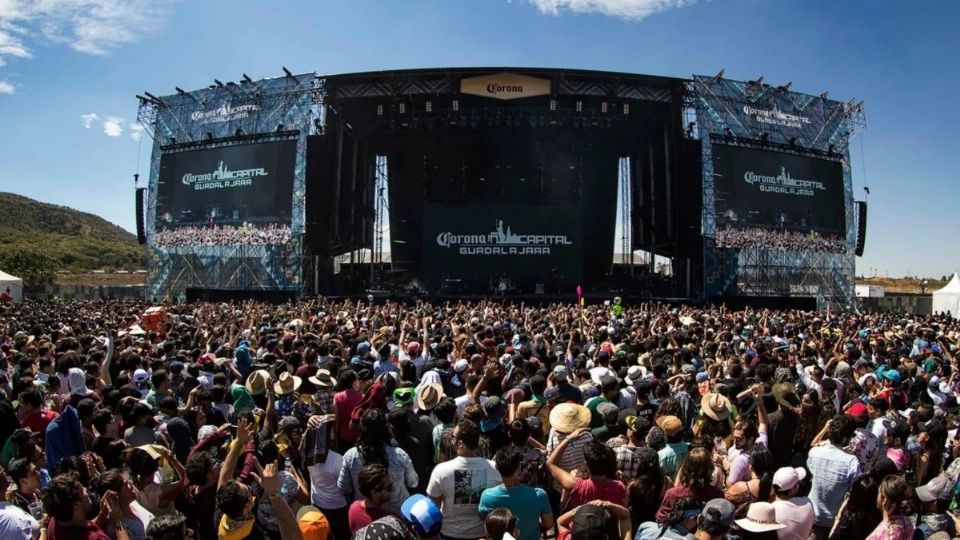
[701,393,731,421]
[416,383,444,411]
[549,403,591,433]
[735,502,785,533]
[308,369,337,389]
[245,369,272,396]
[273,372,302,396]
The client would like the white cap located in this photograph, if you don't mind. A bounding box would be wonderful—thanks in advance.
[133,368,150,384]
[772,467,807,491]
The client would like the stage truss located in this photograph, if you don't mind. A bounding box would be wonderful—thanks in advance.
[688,75,864,308]
[138,73,322,299]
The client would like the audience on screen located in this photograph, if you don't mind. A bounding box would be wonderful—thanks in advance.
[155,223,293,247]
[715,225,846,253]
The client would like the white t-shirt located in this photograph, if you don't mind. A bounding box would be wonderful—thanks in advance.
[772,497,815,540]
[308,450,348,509]
[455,394,486,417]
[426,456,502,538]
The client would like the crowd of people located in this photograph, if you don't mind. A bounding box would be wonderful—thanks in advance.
[154,224,293,247]
[0,297,958,540]
[715,227,847,254]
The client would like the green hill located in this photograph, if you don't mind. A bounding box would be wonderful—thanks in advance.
[0,192,144,273]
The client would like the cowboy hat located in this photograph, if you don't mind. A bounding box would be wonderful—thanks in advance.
[415,383,444,411]
[701,393,731,421]
[735,502,785,533]
[549,403,591,433]
[245,369,272,396]
[273,372,302,396]
[308,369,337,389]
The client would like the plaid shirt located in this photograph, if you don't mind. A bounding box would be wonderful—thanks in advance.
[313,388,336,415]
[614,444,642,483]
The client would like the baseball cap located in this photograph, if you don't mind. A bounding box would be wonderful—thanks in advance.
[133,369,150,384]
[846,402,869,421]
[400,494,443,537]
[656,415,683,437]
[883,369,902,383]
[597,402,619,426]
[571,504,610,540]
[296,506,331,540]
[916,474,955,502]
[772,467,807,492]
[701,498,736,528]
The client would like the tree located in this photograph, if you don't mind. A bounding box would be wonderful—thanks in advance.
[0,250,57,285]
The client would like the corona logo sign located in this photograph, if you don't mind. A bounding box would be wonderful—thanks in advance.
[460,73,551,100]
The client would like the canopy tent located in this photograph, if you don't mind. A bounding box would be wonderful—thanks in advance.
[0,269,22,303]
[932,273,960,317]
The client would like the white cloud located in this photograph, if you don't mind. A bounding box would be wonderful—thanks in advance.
[0,80,13,93]
[129,122,144,141]
[0,0,175,94]
[526,0,694,20]
[103,115,124,137]
[80,112,98,128]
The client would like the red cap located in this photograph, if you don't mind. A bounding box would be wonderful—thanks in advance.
[846,402,869,421]
[407,342,421,355]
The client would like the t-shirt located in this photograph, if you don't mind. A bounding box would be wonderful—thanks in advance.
[567,477,626,509]
[307,450,347,510]
[348,500,391,534]
[772,497,815,540]
[333,389,363,442]
[426,456,502,539]
[479,484,551,540]
[658,441,689,478]
[47,519,111,540]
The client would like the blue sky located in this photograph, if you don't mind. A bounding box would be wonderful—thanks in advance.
[0,0,957,278]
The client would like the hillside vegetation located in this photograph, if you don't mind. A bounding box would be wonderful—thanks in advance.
[0,192,144,276]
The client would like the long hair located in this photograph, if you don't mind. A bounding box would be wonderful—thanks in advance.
[749,448,775,502]
[357,408,390,466]
[878,475,913,517]
[628,447,665,523]
[680,447,714,491]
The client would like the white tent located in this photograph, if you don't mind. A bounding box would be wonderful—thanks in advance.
[0,269,22,303]
[932,273,960,317]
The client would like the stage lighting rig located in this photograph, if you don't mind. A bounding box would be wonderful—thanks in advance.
[777,82,792,93]
[713,69,725,82]
[282,66,294,78]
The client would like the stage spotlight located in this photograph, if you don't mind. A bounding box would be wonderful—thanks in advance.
[760,133,769,144]
[168,137,176,145]
[452,99,459,112]
[820,91,829,100]
[549,99,557,111]
[777,82,792,93]
[713,69,725,82]
[377,104,383,116]
[206,132,213,141]
[828,144,836,154]
[235,129,243,137]
[242,74,253,84]
[282,66,294,78]
[214,79,225,88]
[724,127,734,137]
[789,137,797,147]
[399,103,406,115]
[175,87,186,95]
[575,100,582,112]
[276,124,284,132]
[425,100,432,113]
[623,103,630,115]
[601,102,608,113]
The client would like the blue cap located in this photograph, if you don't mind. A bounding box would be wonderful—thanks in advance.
[883,368,902,383]
[400,494,442,536]
[357,342,371,354]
